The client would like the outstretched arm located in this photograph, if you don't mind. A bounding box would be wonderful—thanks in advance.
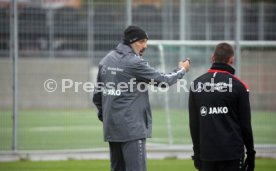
[126,59,190,86]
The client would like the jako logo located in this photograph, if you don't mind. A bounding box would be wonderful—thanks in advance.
[200,106,228,116]
[103,89,121,96]
[200,106,208,116]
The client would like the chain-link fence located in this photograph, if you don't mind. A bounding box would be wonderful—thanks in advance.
[0,0,276,153]
[1,1,276,58]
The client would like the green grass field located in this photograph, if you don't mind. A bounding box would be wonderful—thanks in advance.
[0,109,276,170]
[0,158,276,171]
[0,109,276,150]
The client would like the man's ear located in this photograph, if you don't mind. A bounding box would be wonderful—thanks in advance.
[228,56,234,65]
[211,54,215,63]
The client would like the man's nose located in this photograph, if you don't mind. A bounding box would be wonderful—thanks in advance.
[144,43,148,49]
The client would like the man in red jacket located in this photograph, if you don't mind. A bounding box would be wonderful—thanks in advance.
[189,42,255,171]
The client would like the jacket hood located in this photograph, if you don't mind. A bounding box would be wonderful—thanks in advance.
[116,43,135,55]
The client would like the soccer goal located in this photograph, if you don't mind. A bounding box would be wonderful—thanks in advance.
[146,40,276,157]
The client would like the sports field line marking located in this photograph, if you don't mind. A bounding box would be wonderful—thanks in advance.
[28,125,101,132]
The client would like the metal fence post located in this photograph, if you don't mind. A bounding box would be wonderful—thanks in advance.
[180,0,186,41]
[224,0,230,40]
[48,8,54,58]
[235,0,242,77]
[179,0,187,62]
[88,0,94,66]
[126,0,132,26]
[205,0,211,66]
[11,0,18,152]
[162,0,173,40]
[258,2,264,40]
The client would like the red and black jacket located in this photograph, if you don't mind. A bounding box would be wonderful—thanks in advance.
[189,62,255,161]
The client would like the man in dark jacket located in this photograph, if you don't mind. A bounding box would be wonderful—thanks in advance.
[93,25,190,171]
[189,42,255,171]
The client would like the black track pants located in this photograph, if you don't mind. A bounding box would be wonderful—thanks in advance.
[109,139,146,171]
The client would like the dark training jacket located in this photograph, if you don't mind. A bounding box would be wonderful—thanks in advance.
[93,43,186,142]
[189,62,255,161]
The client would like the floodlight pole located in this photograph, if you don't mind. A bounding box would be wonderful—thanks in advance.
[11,0,19,152]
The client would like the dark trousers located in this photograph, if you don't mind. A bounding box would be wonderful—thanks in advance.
[109,139,147,171]
[200,158,244,171]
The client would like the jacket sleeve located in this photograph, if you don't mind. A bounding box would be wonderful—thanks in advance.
[92,67,103,122]
[238,87,255,156]
[189,85,200,157]
[127,59,186,86]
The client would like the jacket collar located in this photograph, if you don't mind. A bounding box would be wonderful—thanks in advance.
[116,43,135,55]
[209,62,235,75]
